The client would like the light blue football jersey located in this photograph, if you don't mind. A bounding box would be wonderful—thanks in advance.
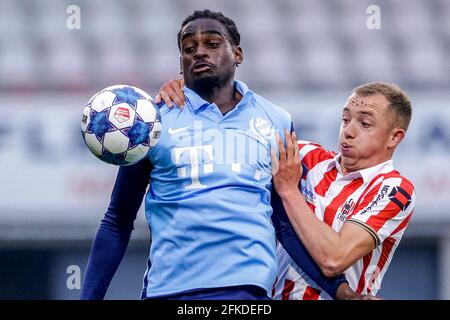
[141,80,292,298]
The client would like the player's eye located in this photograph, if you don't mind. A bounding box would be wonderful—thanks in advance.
[342,117,350,124]
[183,46,195,54]
[361,121,371,128]
[208,42,220,48]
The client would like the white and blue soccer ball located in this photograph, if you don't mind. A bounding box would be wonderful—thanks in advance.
[81,85,162,166]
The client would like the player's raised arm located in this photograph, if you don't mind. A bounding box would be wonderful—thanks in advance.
[81,159,152,300]
[270,129,375,300]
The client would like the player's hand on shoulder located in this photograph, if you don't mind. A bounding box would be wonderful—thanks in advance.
[155,78,186,109]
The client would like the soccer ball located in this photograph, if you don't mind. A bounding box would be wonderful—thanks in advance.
[81,85,162,166]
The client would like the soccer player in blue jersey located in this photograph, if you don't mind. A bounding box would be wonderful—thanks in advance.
[81,10,359,300]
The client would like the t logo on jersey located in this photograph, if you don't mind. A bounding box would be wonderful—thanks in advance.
[173,145,214,189]
[337,198,356,222]
[388,186,412,211]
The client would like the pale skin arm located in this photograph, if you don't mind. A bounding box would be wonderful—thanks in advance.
[272,130,376,278]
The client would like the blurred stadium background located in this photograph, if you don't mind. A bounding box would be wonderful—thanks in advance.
[0,0,449,299]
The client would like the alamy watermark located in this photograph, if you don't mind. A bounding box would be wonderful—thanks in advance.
[66,5,81,30]
[66,265,81,290]
[366,5,381,30]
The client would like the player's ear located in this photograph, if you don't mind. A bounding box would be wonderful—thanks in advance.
[388,128,405,149]
[179,57,183,75]
[234,46,243,67]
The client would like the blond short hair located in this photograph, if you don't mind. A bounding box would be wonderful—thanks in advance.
[354,82,412,131]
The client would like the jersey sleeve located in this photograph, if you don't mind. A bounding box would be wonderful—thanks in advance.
[297,140,321,159]
[346,176,415,246]
[80,158,152,300]
[297,140,336,177]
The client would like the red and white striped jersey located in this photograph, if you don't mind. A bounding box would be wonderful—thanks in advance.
[273,141,415,300]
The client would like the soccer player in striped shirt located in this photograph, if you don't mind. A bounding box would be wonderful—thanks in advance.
[271,82,415,299]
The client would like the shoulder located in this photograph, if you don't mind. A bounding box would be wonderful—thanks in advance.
[379,171,415,199]
[156,103,175,118]
[356,170,415,218]
[253,93,292,123]
[246,93,293,136]
[155,103,185,128]
[296,140,336,164]
[297,140,326,152]
[372,169,415,191]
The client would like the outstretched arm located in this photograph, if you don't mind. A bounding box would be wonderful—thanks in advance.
[271,187,348,299]
[80,159,152,300]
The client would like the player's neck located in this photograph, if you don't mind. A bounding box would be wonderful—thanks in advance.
[197,82,242,115]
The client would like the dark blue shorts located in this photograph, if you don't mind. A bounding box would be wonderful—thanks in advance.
[151,285,270,300]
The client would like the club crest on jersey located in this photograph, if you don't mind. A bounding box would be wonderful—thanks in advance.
[249,117,274,139]
[337,198,356,222]
[113,106,130,123]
